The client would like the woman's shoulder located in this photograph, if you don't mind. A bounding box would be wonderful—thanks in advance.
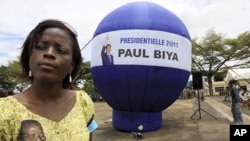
[0,96,23,119]
[76,90,91,100]
[75,90,94,106]
[0,95,15,105]
[75,90,95,117]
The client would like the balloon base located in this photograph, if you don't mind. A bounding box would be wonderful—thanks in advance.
[112,110,162,132]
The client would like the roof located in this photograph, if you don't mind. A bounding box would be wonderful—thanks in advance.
[225,68,250,80]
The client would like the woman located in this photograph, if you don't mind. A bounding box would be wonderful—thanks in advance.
[0,19,97,140]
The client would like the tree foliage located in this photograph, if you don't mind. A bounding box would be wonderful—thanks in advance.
[0,60,98,97]
[73,61,99,98]
[192,29,250,95]
[0,60,22,94]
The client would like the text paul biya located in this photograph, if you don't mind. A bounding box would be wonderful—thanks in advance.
[118,49,178,61]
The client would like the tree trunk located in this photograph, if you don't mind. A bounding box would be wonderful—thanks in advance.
[207,76,213,96]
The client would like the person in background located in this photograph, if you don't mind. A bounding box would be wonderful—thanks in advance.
[224,87,231,102]
[240,87,250,110]
[0,19,97,140]
[229,79,244,125]
[241,87,248,98]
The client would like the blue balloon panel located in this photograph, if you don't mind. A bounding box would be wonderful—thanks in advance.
[93,2,190,40]
[112,110,162,132]
[91,66,189,111]
[91,65,190,131]
[91,1,191,131]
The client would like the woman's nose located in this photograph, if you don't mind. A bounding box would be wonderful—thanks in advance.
[44,47,55,59]
[47,46,54,54]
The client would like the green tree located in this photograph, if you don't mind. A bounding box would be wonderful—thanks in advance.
[0,59,99,96]
[0,65,12,91]
[0,60,22,94]
[74,61,98,99]
[192,29,250,95]
[7,60,27,93]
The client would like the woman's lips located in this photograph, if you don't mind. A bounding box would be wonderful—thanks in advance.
[39,62,56,70]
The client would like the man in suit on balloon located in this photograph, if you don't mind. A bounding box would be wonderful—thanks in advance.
[101,34,114,65]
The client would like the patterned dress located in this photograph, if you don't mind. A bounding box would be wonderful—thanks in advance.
[0,90,95,141]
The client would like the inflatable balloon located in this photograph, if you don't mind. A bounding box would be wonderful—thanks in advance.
[90,1,191,132]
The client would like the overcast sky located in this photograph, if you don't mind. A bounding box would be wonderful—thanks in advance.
[0,0,249,66]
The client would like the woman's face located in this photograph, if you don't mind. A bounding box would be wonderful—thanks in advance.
[29,27,73,84]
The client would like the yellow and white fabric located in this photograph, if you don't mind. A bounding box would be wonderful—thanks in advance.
[0,90,96,141]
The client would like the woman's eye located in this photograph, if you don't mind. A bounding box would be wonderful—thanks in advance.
[35,44,46,50]
[57,46,68,54]
[57,48,66,54]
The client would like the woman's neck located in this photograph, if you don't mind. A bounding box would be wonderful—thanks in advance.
[29,82,66,102]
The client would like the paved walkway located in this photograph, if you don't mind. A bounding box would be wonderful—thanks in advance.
[205,97,250,124]
[92,96,250,141]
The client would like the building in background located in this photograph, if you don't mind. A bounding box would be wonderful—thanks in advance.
[201,68,250,96]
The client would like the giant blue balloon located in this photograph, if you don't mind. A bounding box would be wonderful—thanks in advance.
[90,2,191,132]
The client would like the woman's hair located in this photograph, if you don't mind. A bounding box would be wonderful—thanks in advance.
[19,19,82,89]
